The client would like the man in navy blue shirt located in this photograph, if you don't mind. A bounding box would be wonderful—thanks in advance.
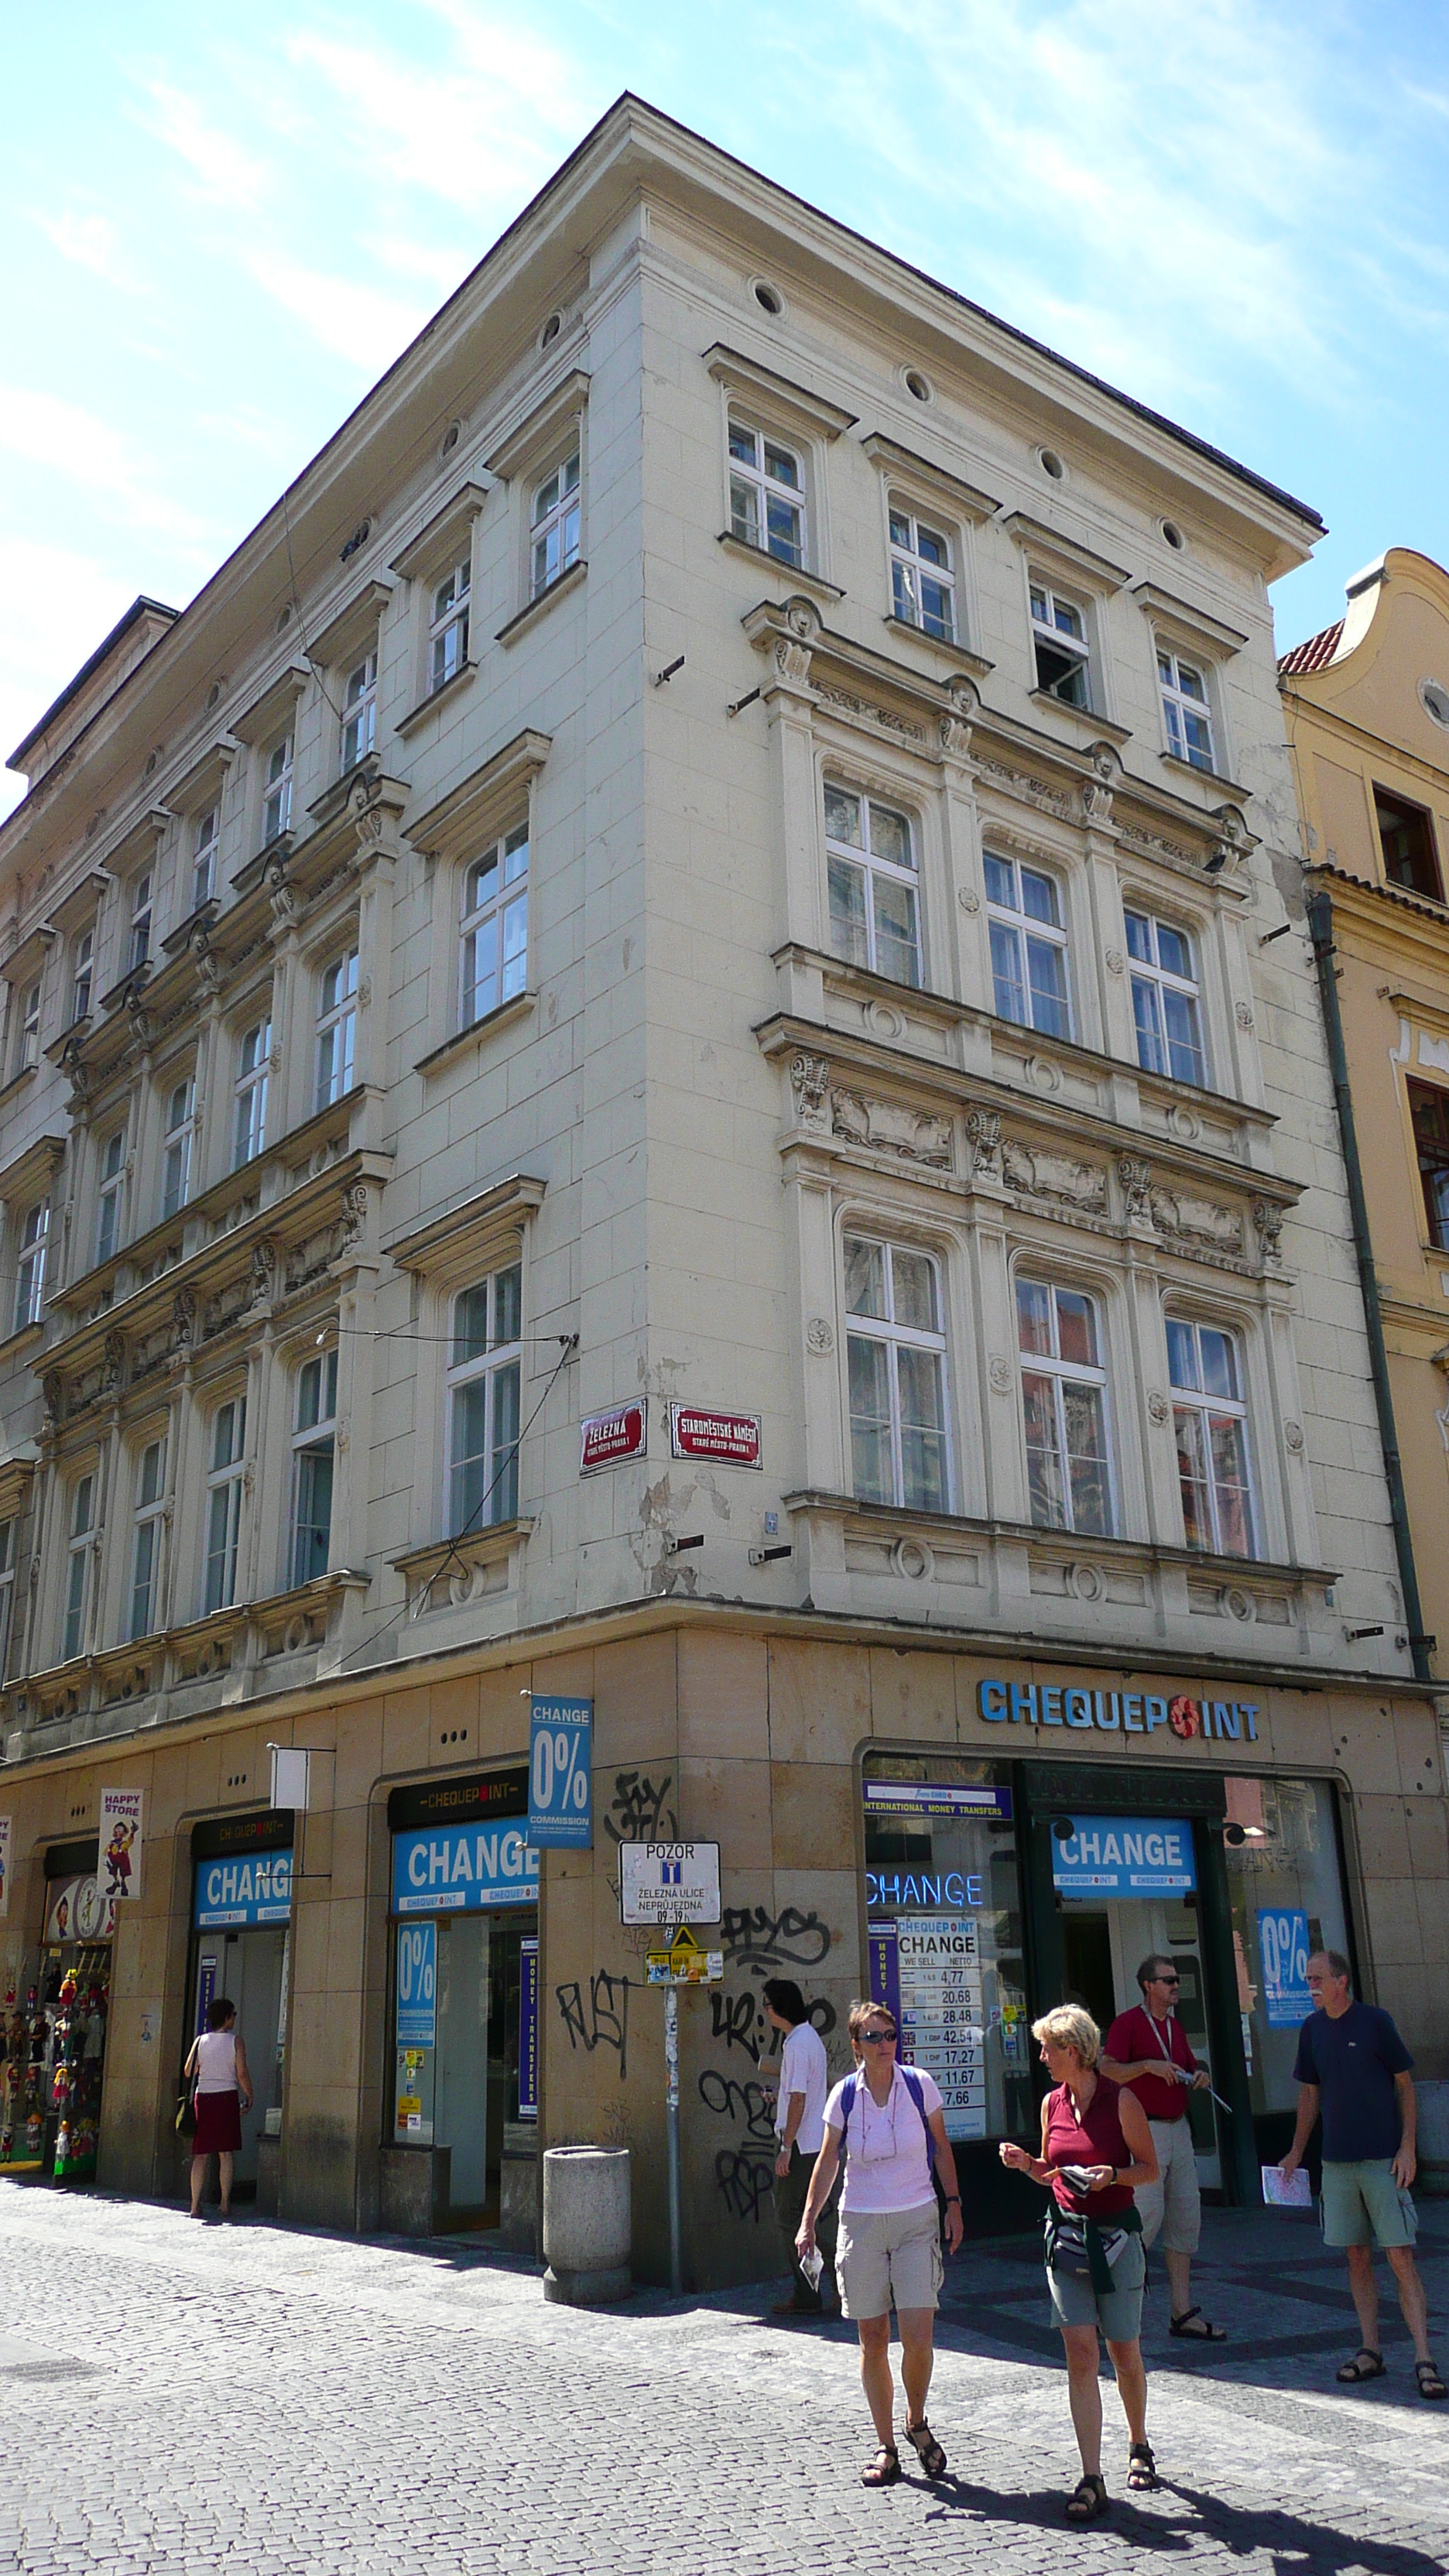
[1279,1951,1444,2400]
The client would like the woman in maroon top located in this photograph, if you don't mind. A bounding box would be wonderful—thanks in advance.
[1000,2003,1160,2522]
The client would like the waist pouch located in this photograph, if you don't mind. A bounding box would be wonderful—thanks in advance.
[1045,2198,1142,2293]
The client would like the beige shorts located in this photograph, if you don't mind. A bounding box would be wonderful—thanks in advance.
[836,2199,943,2321]
[1135,2115,1201,2255]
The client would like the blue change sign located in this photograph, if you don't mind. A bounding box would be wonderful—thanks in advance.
[1259,1907,1312,2027]
[1051,1815,1196,1898]
[396,1921,437,2047]
[194,1845,293,1928]
[392,1820,539,1915]
[529,1695,592,1848]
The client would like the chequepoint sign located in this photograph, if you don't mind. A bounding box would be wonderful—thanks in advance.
[978,1676,1261,1745]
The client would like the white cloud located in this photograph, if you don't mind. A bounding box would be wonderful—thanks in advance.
[36,210,137,289]
[240,252,431,372]
[0,540,140,814]
[133,80,270,208]
[0,386,211,545]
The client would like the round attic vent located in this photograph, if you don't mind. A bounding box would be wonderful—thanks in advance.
[1037,447,1066,481]
[540,311,563,348]
[1160,519,1186,551]
[903,368,932,403]
[752,279,784,317]
[1420,678,1449,730]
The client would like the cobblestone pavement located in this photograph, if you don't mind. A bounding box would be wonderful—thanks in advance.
[2,2182,1447,2575]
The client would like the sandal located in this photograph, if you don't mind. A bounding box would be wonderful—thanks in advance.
[1415,2358,1447,2401]
[1127,2441,1160,2492]
[905,2419,947,2478]
[1336,2348,1386,2384]
[1169,2306,1226,2342]
[862,2445,901,2488]
[1066,2473,1109,2522]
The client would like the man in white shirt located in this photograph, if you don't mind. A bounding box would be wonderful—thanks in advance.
[762,1978,836,2314]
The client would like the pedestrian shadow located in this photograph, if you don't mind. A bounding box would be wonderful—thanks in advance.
[918,2470,1447,2570]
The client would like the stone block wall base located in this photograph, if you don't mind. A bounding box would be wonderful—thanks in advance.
[379,2145,451,2236]
[500,2154,538,2256]
[255,2136,280,2220]
[542,2263,632,2305]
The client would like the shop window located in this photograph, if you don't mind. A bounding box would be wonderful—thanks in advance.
[1374,786,1442,901]
[1016,1277,1112,1536]
[130,1438,166,1641]
[14,1199,49,1333]
[315,945,358,1111]
[844,1235,950,1513]
[460,824,529,1029]
[1125,907,1208,1088]
[63,1474,97,1661]
[1167,1317,1256,1557]
[290,1348,337,1588]
[984,852,1070,1038]
[889,501,956,641]
[161,1073,197,1221]
[341,651,377,772]
[728,420,804,567]
[825,784,921,989]
[204,1396,246,1614]
[1029,578,1091,707]
[233,1015,271,1168]
[530,454,581,599]
[446,1265,522,1535]
[1409,1078,1449,1248]
[1223,1776,1351,2154]
[95,1126,126,1266]
[862,1756,1029,2143]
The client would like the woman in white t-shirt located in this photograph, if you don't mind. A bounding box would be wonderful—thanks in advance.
[796,1999,964,2488]
[183,1997,253,2221]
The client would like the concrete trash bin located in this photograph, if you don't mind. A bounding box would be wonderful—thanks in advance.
[542,2145,632,2304]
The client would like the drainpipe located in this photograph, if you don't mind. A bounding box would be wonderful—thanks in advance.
[1306,886,1434,1680]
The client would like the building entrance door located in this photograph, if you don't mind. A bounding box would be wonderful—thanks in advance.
[191,1927,289,2188]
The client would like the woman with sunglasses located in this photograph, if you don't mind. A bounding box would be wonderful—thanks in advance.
[796,1999,964,2489]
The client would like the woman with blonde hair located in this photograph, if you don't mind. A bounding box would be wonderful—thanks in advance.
[999,2003,1160,2522]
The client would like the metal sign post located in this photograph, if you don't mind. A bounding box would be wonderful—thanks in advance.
[620,1845,724,2297]
[664,1978,682,2296]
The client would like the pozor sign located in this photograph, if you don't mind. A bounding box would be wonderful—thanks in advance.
[979,1677,1260,1743]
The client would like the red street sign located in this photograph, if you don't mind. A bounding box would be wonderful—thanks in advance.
[580,1402,647,1475]
[669,1404,762,1468]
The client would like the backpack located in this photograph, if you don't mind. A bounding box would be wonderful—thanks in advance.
[834,2065,937,2172]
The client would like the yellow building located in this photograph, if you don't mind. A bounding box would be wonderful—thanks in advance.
[1280,547,1449,1684]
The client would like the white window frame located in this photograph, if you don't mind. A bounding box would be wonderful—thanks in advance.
[14,1199,48,1333]
[1124,906,1208,1088]
[16,977,41,1074]
[1029,576,1091,708]
[459,824,529,1030]
[444,1265,523,1537]
[129,1437,166,1642]
[203,1396,247,1614]
[315,947,358,1112]
[727,417,806,570]
[888,498,956,642]
[0,1516,15,1680]
[842,1234,952,1514]
[289,1348,338,1588]
[191,807,220,912]
[429,560,471,694]
[341,650,378,772]
[95,1125,126,1266]
[63,1472,97,1661]
[1015,1276,1115,1538]
[1166,1315,1258,1559]
[824,783,923,990]
[233,1015,271,1168]
[128,870,153,971]
[1157,646,1217,772]
[983,851,1072,1040]
[262,734,293,846]
[529,453,581,601]
[161,1072,197,1221]
[70,929,94,1026]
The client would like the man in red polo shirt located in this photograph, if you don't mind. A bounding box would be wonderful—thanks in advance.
[1102,1955,1225,2342]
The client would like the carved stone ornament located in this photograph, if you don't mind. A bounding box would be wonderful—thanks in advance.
[774,635,814,687]
[1002,1139,1107,1213]
[1105,945,1125,976]
[786,597,820,642]
[790,1053,831,1132]
[1150,1186,1245,1258]
[892,1537,933,1581]
[1253,1199,1284,1262]
[988,1355,1012,1396]
[125,992,153,1058]
[250,1238,279,1300]
[357,975,373,1009]
[1118,1155,1154,1225]
[101,1331,126,1395]
[1283,1419,1304,1453]
[939,679,979,763]
[806,1316,835,1355]
[171,1287,197,1349]
[967,1108,1002,1179]
[337,1183,369,1252]
[42,1370,64,1427]
[957,884,981,914]
[831,1089,953,1168]
[1081,776,1115,825]
[1067,1563,1104,1603]
[1235,1001,1255,1031]
[1146,1389,1170,1426]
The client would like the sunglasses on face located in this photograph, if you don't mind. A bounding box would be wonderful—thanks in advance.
[1152,1976,1180,1989]
[860,2029,898,2045]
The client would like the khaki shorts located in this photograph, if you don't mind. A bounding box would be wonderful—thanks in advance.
[837,2199,943,2321]
[1046,2230,1146,2342]
[1135,2115,1201,2255]
[1321,2160,1417,2249]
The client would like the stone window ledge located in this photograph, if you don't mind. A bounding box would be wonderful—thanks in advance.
[495,562,587,648]
[392,1518,533,1614]
[396,661,478,738]
[414,989,535,1078]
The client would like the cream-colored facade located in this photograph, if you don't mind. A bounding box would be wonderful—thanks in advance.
[0,102,1442,2287]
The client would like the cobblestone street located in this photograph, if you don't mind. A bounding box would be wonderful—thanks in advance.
[3,2183,1447,2574]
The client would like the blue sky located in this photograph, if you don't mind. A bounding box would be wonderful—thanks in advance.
[5,0,1449,818]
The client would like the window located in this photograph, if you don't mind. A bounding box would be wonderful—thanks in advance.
[14,1201,48,1333]
[128,872,153,971]
[530,454,581,598]
[1016,1279,1112,1536]
[341,653,377,771]
[262,735,293,846]
[983,853,1070,1038]
[130,1438,166,1641]
[63,1474,96,1660]
[203,1397,246,1613]
[446,1265,522,1536]
[1158,649,1215,772]
[70,930,94,1026]
[15,978,41,1074]
[1375,786,1443,902]
[1167,1318,1255,1557]
[290,1348,337,1587]
[1029,580,1091,707]
[233,1016,271,1167]
[889,503,955,642]
[824,786,921,988]
[316,947,358,1111]
[161,1074,196,1220]
[1125,909,1208,1087]
[429,562,471,691]
[728,421,804,567]
[95,1128,126,1266]
[191,807,220,911]
[844,1235,949,1513]
[0,1518,15,1680]
[1409,1080,1449,1248]
[460,826,529,1028]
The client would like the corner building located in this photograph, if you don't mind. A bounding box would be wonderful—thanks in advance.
[0,101,1441,2287]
